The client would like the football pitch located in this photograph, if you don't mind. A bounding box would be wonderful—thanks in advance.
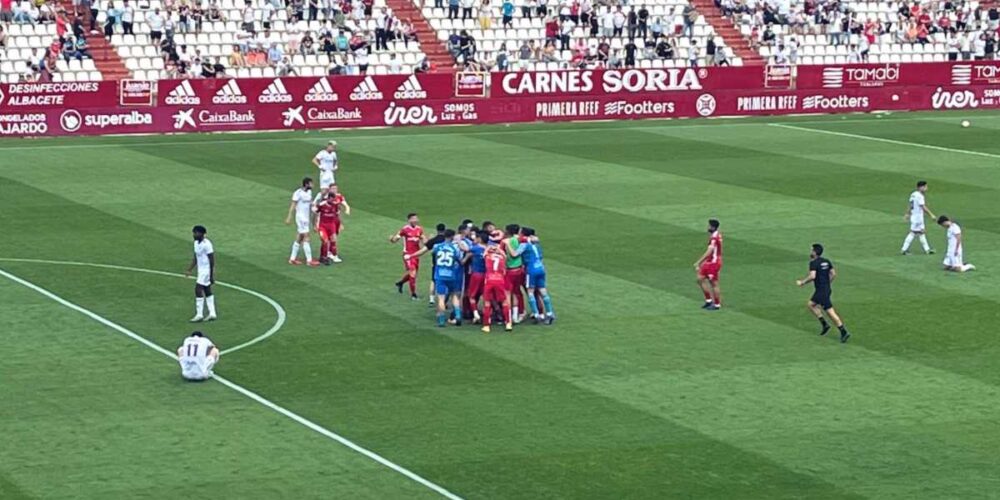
[3,111,1000,499]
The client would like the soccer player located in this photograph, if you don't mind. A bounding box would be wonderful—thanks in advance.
[503,224,527,322]
[426,229,464,327]
[466,231,488,323]
[901,181,936,255]
[185,225,217,322]
[285,177,318,266]
[458,221,476,319]
[389,213,426,299]
[422,223,448,305]
[312,140,339,189]
[937,215,976,272]
[517,227,555,324]
[177,331,220,381]
[693,219,723,310]
[482,231,513,333]
[796,243,851,343]
[314,184,350,264]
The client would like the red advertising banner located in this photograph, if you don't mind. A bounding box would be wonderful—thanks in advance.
[1,62,998,138]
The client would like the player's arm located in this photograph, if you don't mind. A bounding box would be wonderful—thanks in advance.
[176,346,184,358]
[185,254,196,277]
[340,198,351,216]
[953,232,962,255]
[207,252,215,284]
[829,267,837,282]
[389,231,402,243]
[406,246,431,260]
[285,200,296,224]
[921,203,936,219]
[796,270,817,287]
[208,345,220,360]
[311,155,321,169]
[693,243,714,268]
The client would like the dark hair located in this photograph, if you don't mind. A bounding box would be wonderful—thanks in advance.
[190,331,204,337]
[444,229,456,238]
[475,230,489,242]
[461,218,474,226]
[302,177,312,186]
[482,220,494,228]
[435,223,447,232]
[812,243,824,256]
[407,212,418,219]
[522,227,536,236]
[708,219,720,230]
[505,223,520,235]
[937,215,950,224]
[917,180,927,188]
[192,225,207,234]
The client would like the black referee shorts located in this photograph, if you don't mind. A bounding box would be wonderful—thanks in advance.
[811,290,833,310]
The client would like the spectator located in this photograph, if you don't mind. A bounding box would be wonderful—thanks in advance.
[536,0,546,17]
[61,35,77,61]
[247,45,266,66]
[121,0,134,35]
[687,39,699,67]
[164,10,175,41]
[541,39,558,62]
[496,42,510,70]
[336,29,349,53]
[623,37,636,66]
[13,0,37,24]
[355,45,369,73]
[650,16,662,39]
[558,0,568,21]
[415,55,430,73]
[461,0,473,20]
[148,8,164,43]
[626,6,637,40]
[74,32,90,58]
[388,52,402,73]
[206,2,223,22]
[447,30,461,59]
[375,7,389,50]
[517,39,531,69]
[773,42,787,64]
[545,15,558,42]
[974,31,987,60]
[612,7,625,37]
[200,57,214,77]
[655,36,673,58]
[459,28,474,59]
[713,44,729,66]
[501,0,513,28]
[71,11,85,39]
[559,16,573,50]
[241,0,255,33]
[0,26,7,47]
[682,4,696,37]
[637,5,648,38]
[588,10,597,36]
[178,4,190,33]
[267,42,283,65]
[301,31,315,54]
[448,0,459,19]
[190,3,203,32]
[401,18,418,46]
[0,0,11,23]
[600,9,613,37]
[103,1,119,37]
[479,0,491,28]
[213,57,226,76]
[307,0,319,21]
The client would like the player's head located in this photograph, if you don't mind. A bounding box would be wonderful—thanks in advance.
[489,230,504,243]
[326,140,337,152]
[708,219,720,233]
[192,225,207,241]
[407,213,419,226]
[190,331,204,338]
[302,177,313,189]
[937,215,951,227]
[435,223,446,234]
[444,229,456,240]
[329,184,339,194]
[917,180,928,192]
[811,243,824,258]
[482,220,495,232]
[521,227,535,237]
[459,221,474,236]
[474,231,488,244]
[505,224,520,237]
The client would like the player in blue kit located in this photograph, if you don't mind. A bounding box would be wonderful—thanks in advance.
[431,229,466,327]
[515,227,555,325]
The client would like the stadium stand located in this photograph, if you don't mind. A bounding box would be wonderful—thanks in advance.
[414,0,745,70]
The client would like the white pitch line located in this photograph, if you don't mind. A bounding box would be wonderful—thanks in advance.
[769,123,1000,160]
[0,266,464,500]
[0,115,987,152]
[0,258,283,355]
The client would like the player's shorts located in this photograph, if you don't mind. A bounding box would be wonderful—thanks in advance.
[526,271,547,289]
[180,357,216,381]
[435,278,461,297]
[319,173,335,189]
[810,290,833,310]
[466,272,485,298]
[699,262,721,281]
[196,268,212,287]
[943,251,964,268]
[318,220,341,239]
[295,216,311,234]
[505,267,525,292]
[483,282,507,303]
[910,218,925,232]
[403,255,420,272]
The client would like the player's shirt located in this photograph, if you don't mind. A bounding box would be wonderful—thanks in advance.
[521,241,545,275]
[194,238,214,274]
[399,225,424,255]
[432,242,462,281]
[469,244,487,274]
[292,188,313,221]
[947,223,962,255]
[178,335,216,377]
[505,238,523,269]
[425,233,446,267]
[315,150,338,182]
[315,192,345,222]
[809,257,833,293]
[484,248,507,284]
[909,191,926,221]
[706,231,723,265]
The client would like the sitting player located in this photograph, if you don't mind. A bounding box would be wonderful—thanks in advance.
[177,331,220,381]
[937,215,976,272]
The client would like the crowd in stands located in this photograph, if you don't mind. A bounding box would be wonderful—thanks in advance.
[720,0,1000,63]
[430,0,735,71]
[1,0,97,81]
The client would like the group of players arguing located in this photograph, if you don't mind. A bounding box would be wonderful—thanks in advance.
[390,214,555,333]
[900,180,976,272]
[285,141,351,267]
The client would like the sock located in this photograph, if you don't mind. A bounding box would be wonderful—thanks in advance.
[330,241,338,257]
[453,307,462,321]
[206,295,216,316]
[437,312,446,326]
[918,234,930,252]
[527,293,539,316]
[819,317,829,328]
[195,297,205,317]
[542,293,553,316]
[483,303,492,326]
[713,294,721,307]
[514,291,525,315]
[408,277,417,295]
[290,242,300,260]
[838,325,848,334]
[703,289,712,301]
[901,233,914,252]
[303,242,312,262]
[502,304,512,324]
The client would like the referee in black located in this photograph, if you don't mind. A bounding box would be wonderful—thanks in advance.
[796,244,851,343]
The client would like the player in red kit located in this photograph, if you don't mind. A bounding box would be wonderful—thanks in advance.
[693,218,723,310]
[482,232,513,333]
[389,213,426,300]
[314,185,350,265]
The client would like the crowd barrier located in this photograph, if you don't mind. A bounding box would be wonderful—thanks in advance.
[2,61,999,137]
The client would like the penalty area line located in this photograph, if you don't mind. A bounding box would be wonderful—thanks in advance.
[769,123,1000,160]
[0,266,463,500]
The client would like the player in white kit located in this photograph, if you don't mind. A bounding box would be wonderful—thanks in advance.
[285,177,319,266]
[937,215,976,272]
[901,181,936,255]
[185,225,217,322]
[177,331,220,381]
[312,141,339,189]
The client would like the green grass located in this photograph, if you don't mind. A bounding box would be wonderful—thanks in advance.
[2,110,1000,499]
